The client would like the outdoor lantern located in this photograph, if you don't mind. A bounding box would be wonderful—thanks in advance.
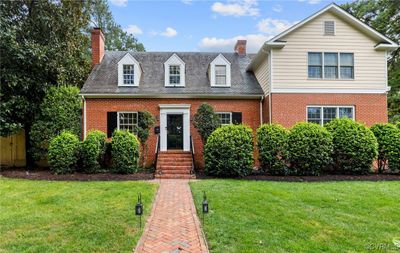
[135,193,143,216]
[202,191,209,214]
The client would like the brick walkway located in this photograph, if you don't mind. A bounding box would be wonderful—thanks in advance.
[134,179,209,253]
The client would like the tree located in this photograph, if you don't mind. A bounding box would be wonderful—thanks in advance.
[29,86,81,161]
[0,0,91,165]
[193,103,220,144]
[342,0,400,122]
[134,111,156,168]
[87,0,145,51]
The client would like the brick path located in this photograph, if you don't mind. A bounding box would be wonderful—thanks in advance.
[134,179,209,253]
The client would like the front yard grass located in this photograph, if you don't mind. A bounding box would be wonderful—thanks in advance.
[0,178,157,253]
[191,180,400,253]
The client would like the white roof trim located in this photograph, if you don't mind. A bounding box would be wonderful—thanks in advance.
[165,53,185,66]
[80,93,263,99]
[268,3,398,46]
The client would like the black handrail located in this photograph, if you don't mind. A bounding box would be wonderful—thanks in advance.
[190,135,195,174]
[154,135,160,173]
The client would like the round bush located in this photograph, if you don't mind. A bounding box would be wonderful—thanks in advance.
[81,130,107,173]
[204,125,254,177]
[325,118,378,174]
[111,130,140,174]
[256,124,290,175]
[48,131,80,174]
[370,124,400,173]
[287,123,333,175]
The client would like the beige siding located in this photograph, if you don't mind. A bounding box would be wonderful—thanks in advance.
[273,11,386,90]
[254,54,270,94]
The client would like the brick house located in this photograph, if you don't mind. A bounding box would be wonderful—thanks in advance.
[80,4,398,177]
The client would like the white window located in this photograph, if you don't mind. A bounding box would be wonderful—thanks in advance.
[164,53,185,87]
[308,52,354,80]
[307,106,354,125]
[169,65,181,85]
[123,65,134,85]
[324,21,335,36]
[210,54,231,87]
[117,112,138,134]
[118,53,141,86]
[216,112,232,125]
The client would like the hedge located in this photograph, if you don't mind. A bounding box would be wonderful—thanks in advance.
[325,118,378,174]
[370,123,400,173]
[111,130,140,173]
[287,123,333,175]
[81,130,107,173]
[204,125,254,177]
[48,131,80,174]
[256,124,290,175]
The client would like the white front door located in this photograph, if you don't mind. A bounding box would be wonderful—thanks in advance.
[159,104,191,151]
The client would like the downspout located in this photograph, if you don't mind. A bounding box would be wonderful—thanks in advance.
[82,95,87,139]
[269,91,272,124]
[259,96,264,125]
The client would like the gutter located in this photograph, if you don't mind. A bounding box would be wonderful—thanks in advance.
[82,95,86,139]
[79,93,264,99]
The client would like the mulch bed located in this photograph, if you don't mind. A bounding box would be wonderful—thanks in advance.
[0,168,154,181]
[196,172,400,182]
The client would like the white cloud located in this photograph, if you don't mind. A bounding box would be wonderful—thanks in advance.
[257,18,297,34]
[124,25,143,35]
[211,0,259,17]
[272,4,282,13]
[298,0,321,4]
[198,34,272,53]
[109,0,128,7]
[161,27,178,37]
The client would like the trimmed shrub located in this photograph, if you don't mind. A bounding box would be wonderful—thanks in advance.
[135,111,156,168]
[30,86,81,161]
[81,130,107,173]
[204,125,254,177]
[370,124,400,173]
[288,123,333,175]
[325,118,378,174]
[111,130,140,174]
[48,131,80,174]
[256,124,290,175]
[193,103,220,144]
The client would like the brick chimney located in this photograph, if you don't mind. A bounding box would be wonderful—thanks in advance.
[91,28,105,67]
[234,40,246,56]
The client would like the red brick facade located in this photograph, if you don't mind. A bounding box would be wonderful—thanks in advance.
[84,98,261,168]
[269,93,387,127]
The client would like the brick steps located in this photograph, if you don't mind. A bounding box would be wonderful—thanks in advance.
[156,151,194,179]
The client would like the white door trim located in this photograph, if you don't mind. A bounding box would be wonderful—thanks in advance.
[159,104,191,151]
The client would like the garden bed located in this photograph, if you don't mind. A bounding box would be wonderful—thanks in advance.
[0,167,154,181]
[195,171,400,181]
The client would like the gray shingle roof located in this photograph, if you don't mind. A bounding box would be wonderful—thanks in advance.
[81,51,263,96]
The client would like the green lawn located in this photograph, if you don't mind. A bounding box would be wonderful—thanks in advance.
[191,180,400,253]
[0,178,157,253]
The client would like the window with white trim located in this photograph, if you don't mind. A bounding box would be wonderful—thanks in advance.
[308,52,354,79]
[215,65,227,85]
[118,112,138,134]
[169,65,181,85]
[216,112,232,125]
[307,106,354,125]
[123,65,134,85]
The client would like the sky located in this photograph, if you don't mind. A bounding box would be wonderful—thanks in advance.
[109,0,352,53]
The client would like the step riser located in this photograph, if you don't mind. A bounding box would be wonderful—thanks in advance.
[155,174,195,179]
[157,163,192,167]
[156,152,194,179]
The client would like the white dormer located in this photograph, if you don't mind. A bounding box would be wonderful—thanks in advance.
[118,53,141,86]
[210,54,231,87]
[164,53,185,87]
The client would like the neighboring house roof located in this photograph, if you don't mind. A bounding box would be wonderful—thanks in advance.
[248,3,399,70]
[81,51,263,98]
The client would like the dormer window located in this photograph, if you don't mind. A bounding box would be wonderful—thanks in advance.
[165,53,185,87]
[118,53,141,86]
[123,65,134,85]
[215,65,227,85]
[210,54,231,87]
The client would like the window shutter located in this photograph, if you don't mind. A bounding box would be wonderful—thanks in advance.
[107,112,118,138]
[232,112,242,125]
[324,21,335,36]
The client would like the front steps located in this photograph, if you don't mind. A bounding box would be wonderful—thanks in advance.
[155,151,195,179]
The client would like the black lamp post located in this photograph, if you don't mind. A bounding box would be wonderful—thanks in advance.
[135,193,143,228]
[202,191,209,226]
